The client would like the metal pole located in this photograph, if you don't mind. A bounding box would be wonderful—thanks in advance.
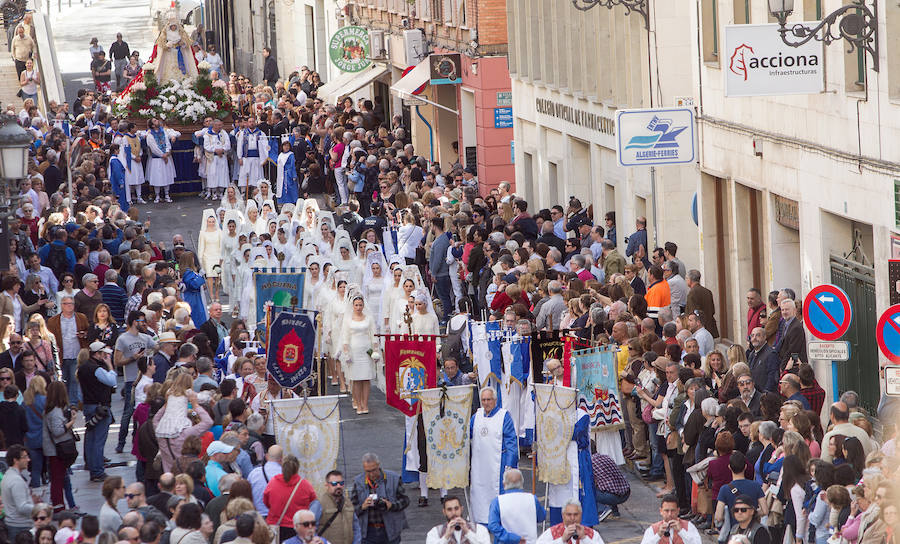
[65,139,73,216]
[650,166,658,249]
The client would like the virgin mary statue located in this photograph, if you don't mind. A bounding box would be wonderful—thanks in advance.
[143,10,199,82]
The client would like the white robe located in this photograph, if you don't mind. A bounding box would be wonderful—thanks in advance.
[470,407,510,524]
[236,128,269,188]
[204,129,231,189]
[119,134,145,187]
[145,130,176,187]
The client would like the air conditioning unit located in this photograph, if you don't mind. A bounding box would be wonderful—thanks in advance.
[403,29,426,66]
[369,30,387,59]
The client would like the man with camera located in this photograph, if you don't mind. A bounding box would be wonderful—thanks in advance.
[425,495,489,544]
[351,452,408,544]
[640,494,701,544]
[77,340,118,481]
[537,499,602,544]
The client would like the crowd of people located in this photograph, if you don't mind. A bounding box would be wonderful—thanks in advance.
[0,11,896,544]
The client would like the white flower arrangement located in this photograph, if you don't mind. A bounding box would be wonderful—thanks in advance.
[112,73,228,123]
[197,61,212,71]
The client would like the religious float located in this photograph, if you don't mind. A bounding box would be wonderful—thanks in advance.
[112,10,232,194]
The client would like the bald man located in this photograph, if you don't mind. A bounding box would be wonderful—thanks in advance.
[248,445,284,515]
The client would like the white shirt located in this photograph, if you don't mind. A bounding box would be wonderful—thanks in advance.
[134,374,153,404]
[425,523,491,544]
[59,314,81,359]
[640,522,702,544]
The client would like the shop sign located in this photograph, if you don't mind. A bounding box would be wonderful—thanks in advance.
[497,91,512,106]
[429,53,462,85]
[773,194,799,231]
[616,108,696,167]
[494,107,513,128]
[535,98,615,136]
[724,24,824,97]
[329,26,371,73]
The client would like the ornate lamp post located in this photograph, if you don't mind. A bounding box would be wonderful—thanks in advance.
[768,0,878,72]
[0,114,33,270]
[571,0,649,29]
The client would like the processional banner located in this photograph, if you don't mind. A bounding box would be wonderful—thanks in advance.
[253,268,306,328]
[572,346,624,431]
[268,396,341,490]
[534,383,577,485]
[384,335,437,417]
[418,385,475,489]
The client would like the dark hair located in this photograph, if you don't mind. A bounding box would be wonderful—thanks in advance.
[235,513,256,538]
[187,460,206,484]
[44,381,69,413]
[833,464,858,486]
[14,530,33,544]
[127,310,145,326]
[3,384,18,400]
[729,451,747,474]
[229,398,247,419]
[831,403,850,422]
[81,515,100,538]
[442,495,461,508]
[220,379,236,397]
[781,455,810,492]
[175,502,203,530]
[139,521,161,544]
[665,344,682,363]
[6,444,26,465]
[660,493,678,507]
[760,392,784,423]
[715,431,736,456]
[34,526,56,544]
[810,459,835,490]
[842,437,866,477]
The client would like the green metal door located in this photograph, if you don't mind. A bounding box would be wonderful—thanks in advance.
[829,255,878,414]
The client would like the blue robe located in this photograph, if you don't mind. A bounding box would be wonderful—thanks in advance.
[469,406,519,493]
[109,156,129,212]
[182,269,208,325]
[277,152,299,205]
[548,410,599,526]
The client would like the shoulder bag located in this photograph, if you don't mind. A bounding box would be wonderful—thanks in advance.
[269,479,302,544]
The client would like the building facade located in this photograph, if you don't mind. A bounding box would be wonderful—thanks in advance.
[507,0,899,411]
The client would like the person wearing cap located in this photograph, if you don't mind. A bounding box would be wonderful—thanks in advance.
[77,340,117,481]
[205,440,239,497]
[153,331,180,383]
[778,374,810,410]
[727,494,770,544]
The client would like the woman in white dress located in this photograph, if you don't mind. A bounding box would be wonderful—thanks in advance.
[381,257,404,331]
[220,210,242,299]
[145,118,176,203]
[254,181,273,211]
[302,257,322,309]
[340,289,378,414]
[362,251,388,334]
[231,243,252,314]
[197,209,222,302]
[333,237,360,284]
[301,200,319,232]
[244,201,260,233]
[389,266,424,334]
[220,185,244,211]
[323,274,348,392]
[397,210,424,265]
[411,289,440,337]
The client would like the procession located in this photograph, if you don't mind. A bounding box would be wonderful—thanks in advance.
[0,0,896,544]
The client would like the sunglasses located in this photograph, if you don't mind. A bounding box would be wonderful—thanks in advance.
[124,493,141,499]
[34,515,48,521]
[0,377,11,382]
[733,507,752,513]
[328,481,345,486]
[298,521,315,528]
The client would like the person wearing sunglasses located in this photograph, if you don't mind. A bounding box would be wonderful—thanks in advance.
[313,470,357,544]
[713,452,766,537]
[284,509,326,544]
[726,494,770,544]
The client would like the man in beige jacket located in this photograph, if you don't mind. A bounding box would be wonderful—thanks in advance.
[10,25,34,78]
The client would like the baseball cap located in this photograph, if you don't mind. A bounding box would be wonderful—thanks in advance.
[89,341,112,354]
[206,440,235,456]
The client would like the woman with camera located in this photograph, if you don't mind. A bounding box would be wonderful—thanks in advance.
[19,58,40,103]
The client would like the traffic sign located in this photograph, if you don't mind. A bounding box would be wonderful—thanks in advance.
[803,284,852,341]
[885,366,900,396]
[876,304,900,364]
[807,341,850,361]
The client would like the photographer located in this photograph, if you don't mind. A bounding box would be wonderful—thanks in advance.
[77,340,118,481]
[640,494,701,544]
[351,453,408,544]
[426,495,489,544]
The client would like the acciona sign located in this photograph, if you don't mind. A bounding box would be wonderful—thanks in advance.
[724,23,824,97]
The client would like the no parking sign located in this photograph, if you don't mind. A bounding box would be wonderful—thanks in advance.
[803,285,852,341]
[876,304,900,364]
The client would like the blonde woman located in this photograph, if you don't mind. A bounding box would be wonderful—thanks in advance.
[23,375,47,488]
[702,350,730,396]
[727,344,747,366]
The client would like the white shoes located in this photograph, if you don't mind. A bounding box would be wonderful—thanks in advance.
[136,198,147,204]
[165,196,172,203]
[154,197,160,203]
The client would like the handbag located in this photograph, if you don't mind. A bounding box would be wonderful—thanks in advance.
[269,479,302,544]
[765,489,785,528]
[642,402,653,424]
[56,434,78,467]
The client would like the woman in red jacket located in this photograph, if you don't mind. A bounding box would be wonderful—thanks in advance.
[263,455,317,542]
[489,283,530,314]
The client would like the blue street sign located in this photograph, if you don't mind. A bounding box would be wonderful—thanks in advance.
[877,304,900,364]
[803,284,852,341]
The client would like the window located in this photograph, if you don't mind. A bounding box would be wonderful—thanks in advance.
[702,0,719,63]
[894,180,900,228]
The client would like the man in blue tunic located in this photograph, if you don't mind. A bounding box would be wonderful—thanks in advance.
[108,143,129,212]
[548,408,599,527]
[469,387,518,525]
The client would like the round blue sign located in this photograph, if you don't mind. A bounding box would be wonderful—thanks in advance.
[802,284,852,341]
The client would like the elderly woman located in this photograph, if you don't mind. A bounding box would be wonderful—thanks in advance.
[213,497,256,544]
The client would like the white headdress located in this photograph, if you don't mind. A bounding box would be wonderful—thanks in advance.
[201,208,218,230]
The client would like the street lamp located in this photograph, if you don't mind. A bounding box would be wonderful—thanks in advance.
[571,0,649,30]
[0,113,32,270]
[768,0,878,72]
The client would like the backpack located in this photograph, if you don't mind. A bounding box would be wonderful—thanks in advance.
[47,244,69,279]
[441,318,466,366]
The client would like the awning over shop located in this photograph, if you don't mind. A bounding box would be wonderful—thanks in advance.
[318,63,390,106]
[390,58,458,115]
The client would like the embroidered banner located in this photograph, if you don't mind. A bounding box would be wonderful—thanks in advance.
[384,335,437,417]
[531,331,564,385]
[507,335,530,387]
[534,383,577,484]
[265,310,317,388]
[253,268,306,328]
[572,346,624,431]
[418,385,474,489]
[269,396,341,490]
[471,321,504,387]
